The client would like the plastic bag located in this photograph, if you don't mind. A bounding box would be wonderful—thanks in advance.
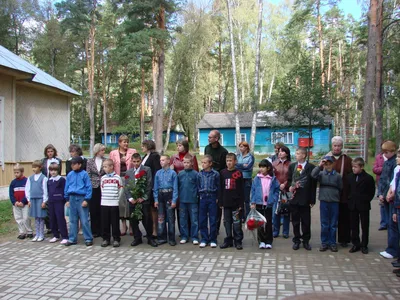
[245,207,267,230]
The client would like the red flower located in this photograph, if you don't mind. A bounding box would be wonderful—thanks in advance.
[135,170,147,179]
[124,175,129,180]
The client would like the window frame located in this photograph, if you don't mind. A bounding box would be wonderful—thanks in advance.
[271,131,294,145]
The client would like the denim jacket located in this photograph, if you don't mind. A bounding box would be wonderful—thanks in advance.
[250,175,280,207]
[394,172,400,208]
[378,155,396,198]
[236,152,255,179]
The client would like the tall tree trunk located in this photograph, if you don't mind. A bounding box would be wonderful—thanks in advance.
[249,0,263,153]
[316,0,325,88]
[267,74,274,102]
[237,22,246,110]
[226,0,241,149]
[140,67,146,143]
[101,47,107,148]
[375,0,384,155]
[327,40,332,103]
[151,43,159,144]
[218,40,223,112]
[362,0,378,162]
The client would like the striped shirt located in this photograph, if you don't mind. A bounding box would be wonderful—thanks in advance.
[100,172,123,206]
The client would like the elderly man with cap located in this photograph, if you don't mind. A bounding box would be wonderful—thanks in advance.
[311,156,343,252]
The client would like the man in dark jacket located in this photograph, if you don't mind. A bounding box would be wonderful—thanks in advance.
[288,147,317,251]
[347,157,376,254]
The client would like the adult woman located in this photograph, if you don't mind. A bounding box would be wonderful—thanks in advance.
[236,141,254,219]
[86,143,106,238]
[141,140,162,239]
[41,144,62,177]
[272,145,291,238]
[66,144,87,175]
[326,136,353,247]
[109,135,137,235]
[170,139,199,173]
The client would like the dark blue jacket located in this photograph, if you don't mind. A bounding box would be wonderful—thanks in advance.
[197,169,220,196]
[378,155,396,198]
[48,177,66,202]
[394,171,400,208]
[64,170,92,200]
[250,175,280,207]
[178,169,199,203]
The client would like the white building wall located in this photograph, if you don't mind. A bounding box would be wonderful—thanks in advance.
[0,73,16,162]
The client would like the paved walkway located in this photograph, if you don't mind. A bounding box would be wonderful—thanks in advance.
[0,200,399,299]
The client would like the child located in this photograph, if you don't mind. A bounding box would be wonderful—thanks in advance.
[125,153,157,247]
[64,156,93,246]
[153,155,178,246]
[378,141,398,259]
[250,159,280,249]
[311,156,343,252]
[47,162,68,244]
[9,164,33,239]
[219,153,245,250]
[26,160,48,242]
[347,157,375,254]
[100,159,123,247]
[178,154,199,245]
[287,147,317,251]
[198,155,220,248]
[391,150,400,275]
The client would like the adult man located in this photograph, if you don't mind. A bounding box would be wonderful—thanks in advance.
[326,136,353,247]
[205,130,228,233]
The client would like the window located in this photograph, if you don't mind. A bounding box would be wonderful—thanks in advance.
[110,135,117,144]
[219,134,224,146]
[240,133,247,142]
[271,132,294,144]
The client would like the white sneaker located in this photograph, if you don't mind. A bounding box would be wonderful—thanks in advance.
[60,239,68,245]
[265,244,272,249]
[180,239,187,244]
[192,240,199,245]
[49,237,59,243]
[380,251,394,259]
[259,242,266,249]
[37,237,44,242]
[210,242,217,248]
[199,242,207,248]
[31,236,38,242]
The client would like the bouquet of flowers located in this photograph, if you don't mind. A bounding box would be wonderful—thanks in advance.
[125,170,147,222]
[288,164,308,200]
[245,208,266,231]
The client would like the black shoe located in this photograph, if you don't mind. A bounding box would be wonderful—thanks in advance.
[292,242,301,250]
[361,247,368,254]
[113,241,120,248]
[393,269,400,274]
[349,245,360,253]
[340,242,348,248]
[27,234,34,238]
[131,239,143,246]
[330,245,338,252]
[157,240,167,245]
[303,242,312,251]
[101,240,110,247]
[319,245,328,252]
[273,234,279,238]
[392,260,400,266]
[148,239,158,247]
[169,241,177,246]
[93,234,100,238]
[65,241,77,246]
[85,241,93,246]
[236,244,243,250]
[283,234,289,239]
[17,234,26,240]
[392,262,400,268]
[378,227,387,231]
[220,242,233,249]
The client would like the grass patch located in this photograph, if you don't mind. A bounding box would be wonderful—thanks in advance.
[0,200,17,236]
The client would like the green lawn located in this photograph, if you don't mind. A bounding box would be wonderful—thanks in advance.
[0,200,17,237]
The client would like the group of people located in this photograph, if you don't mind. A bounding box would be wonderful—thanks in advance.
[7,132,400,265]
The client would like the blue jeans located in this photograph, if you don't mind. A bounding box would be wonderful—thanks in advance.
[385,203,399,257]
[320,201,339,246]
[179,202,199,241]
[68,195,92,243]
[199,195,217,244]
[157,191,176,243]
[380,202,388,229]
[243,179,252,219]
[273,201,290,236]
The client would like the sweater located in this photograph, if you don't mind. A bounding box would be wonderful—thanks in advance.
[236,152,255,179]
[178,169,199,203]
[326,151,352,203]
[205,143,228,172]
[218,168,244,208]
[100,172,123,206]
[48,176,66,202]
[311,167,343,203]
[64,169,92,200]
[9,177,28,205]
[250,174,280,207]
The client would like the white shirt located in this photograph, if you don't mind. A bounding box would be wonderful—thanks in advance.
[298,161,307,171]
[390,166,400,192]
[141,153,150,166]
[25,173,48,202]
[95,156,103,172]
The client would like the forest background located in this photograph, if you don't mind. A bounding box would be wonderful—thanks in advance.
[0,0,399,160]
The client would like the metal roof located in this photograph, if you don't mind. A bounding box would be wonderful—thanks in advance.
[0,45,80,96]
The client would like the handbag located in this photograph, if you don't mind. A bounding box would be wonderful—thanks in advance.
[276,192,290,216]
